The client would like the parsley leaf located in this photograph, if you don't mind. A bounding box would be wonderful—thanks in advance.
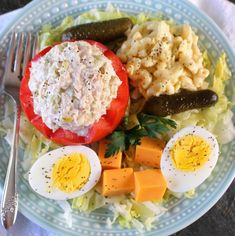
[105,131,125,157]
[105,113,177,158]
[125,125,147,147]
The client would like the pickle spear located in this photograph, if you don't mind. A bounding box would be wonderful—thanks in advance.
[143,89,218,117]
[61,18,133,43]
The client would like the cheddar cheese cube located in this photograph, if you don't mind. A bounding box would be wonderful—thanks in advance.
[134,169,167,202]
[102,168,134,196]
[98,140,122,170]
[135,137,165,168]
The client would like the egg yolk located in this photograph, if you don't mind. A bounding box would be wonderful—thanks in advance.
[52,152,91,193]
[170,134,211,171]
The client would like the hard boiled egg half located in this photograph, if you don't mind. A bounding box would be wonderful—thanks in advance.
[161,126,219,193]
[29,145,101,200]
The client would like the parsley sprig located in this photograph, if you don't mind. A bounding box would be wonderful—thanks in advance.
[105,113,177,157]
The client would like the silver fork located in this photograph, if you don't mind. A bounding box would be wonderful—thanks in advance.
[0,32,39,229]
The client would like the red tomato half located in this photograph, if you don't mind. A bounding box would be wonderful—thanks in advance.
[20,40,129,145]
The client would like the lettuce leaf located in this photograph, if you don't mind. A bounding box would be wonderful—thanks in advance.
[39,16,74,50]
[71,189,106,213]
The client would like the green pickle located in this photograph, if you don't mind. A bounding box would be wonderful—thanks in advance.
[61,18,133,43]
[143,89,219,117]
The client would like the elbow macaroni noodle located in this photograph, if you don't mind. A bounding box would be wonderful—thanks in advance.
[117,21,209,98]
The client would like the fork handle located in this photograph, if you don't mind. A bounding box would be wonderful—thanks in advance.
[0,104,20,229]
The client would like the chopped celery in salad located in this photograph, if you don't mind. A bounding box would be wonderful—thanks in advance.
[1,5,234,233]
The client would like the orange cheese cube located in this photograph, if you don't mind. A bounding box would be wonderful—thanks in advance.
[135,137,165,168]
[102,168,134,196]
[98,140,122,170]
[134,169,167,202]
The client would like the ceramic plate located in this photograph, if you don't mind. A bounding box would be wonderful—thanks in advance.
[0,0,234,235]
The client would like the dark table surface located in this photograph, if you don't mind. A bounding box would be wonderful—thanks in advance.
[0,0,234,236]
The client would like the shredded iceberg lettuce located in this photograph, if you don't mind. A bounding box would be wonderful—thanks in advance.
[107,199,166,232]
[0,117,14,145]
[19,114,61,171]
[39,16,74,50]
[71,189,166,232]
[163,189,197,200]
[75,6,161,25]
[74,3,128,25]
[71,189,107,213]
[202,51,212,72]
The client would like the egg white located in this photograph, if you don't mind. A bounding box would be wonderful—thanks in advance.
[161,126,219,193]
[28,145,101,200]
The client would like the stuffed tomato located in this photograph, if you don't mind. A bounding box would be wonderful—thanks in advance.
[20,40,129,145]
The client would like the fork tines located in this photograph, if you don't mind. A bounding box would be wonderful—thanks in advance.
[5,32,39,82]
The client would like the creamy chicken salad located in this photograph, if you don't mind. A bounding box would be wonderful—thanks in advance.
[29,41,121,135]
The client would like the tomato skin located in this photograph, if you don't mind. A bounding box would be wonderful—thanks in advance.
[20,40,129,145]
